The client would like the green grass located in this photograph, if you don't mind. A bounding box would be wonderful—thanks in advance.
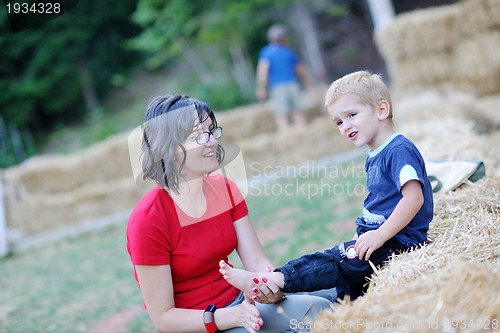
[0,158,366,333]
[0,225,144,333]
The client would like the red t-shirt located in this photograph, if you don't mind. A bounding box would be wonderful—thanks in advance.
[126,174,247,309]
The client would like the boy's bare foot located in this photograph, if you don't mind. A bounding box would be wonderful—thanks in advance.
[219,260,262,296]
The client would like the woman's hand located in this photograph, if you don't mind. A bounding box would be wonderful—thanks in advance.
[252,278,284,304]
[250,267,284,304]
[234,296,263,332]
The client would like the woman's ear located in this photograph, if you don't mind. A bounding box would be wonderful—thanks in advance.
[377,100,391,120]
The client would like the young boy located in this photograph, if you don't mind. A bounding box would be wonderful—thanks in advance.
[220,70,434,300]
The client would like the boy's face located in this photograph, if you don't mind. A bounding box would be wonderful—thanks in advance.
[327,94,391,150]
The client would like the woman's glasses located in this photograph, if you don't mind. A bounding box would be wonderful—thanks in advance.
[194,127,222,145]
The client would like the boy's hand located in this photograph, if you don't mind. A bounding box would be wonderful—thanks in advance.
[354,230,386,261]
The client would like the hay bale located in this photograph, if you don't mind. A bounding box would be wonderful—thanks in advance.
[393,89,476,123]
[216,103,276,142]
[7,178,147,236]
[314,260,500,333]
[458,0,500,38]
[5,132,133,194]
[393,90,480,158]
[392,53,454,87]
[467,94,500,134]
[375,5,460,62]
[453,31,500,94]
[375,0,500,95]
[236,115,352,173]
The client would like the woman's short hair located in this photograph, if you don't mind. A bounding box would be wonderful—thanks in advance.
[141,95,224,192]
[324,70,393,118]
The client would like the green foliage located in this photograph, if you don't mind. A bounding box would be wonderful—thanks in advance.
[0,116,37,168]
[0,0,141,166]
[130,0,210,69]
[130,0,297,72]
[180,78,251,112]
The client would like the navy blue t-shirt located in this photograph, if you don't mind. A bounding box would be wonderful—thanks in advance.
[356,133,434,247]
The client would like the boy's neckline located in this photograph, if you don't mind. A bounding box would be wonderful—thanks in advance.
[368,133,400,158]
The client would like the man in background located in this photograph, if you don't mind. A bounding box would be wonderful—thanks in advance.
[256,23,312,131]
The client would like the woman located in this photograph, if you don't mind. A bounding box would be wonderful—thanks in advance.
[127,94,330,333]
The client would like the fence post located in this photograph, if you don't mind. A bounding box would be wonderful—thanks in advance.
[365,0,395,32]
[0,173,8,257]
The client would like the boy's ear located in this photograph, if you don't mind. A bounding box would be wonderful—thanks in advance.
[377,100,391,120]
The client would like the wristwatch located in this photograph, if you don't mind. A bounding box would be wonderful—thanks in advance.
[203,304,222,333]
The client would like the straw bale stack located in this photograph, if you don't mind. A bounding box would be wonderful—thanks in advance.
[6,179,147,235]
[376,0,500,95]
[392,89,476,123]
[236,115,352,173]
[473,94,500,133]
[5,132,134,194]
[458,0,500,38]
[376,5,460,61]
[453,31,500,94]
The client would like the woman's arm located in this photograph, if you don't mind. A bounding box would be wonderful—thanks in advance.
[233,215,284,303]
[135,265,259,333]
[234,215,273,272]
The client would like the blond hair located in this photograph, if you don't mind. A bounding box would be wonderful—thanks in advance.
[325,70,393,118]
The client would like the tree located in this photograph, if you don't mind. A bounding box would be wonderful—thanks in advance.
[0,0,141,165]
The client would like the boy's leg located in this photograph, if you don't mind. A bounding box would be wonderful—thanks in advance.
[276,240,398,294]
[336,280,367,301]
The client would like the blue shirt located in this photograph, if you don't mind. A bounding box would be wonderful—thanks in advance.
[258,44,299,88]
[357,134,434,247]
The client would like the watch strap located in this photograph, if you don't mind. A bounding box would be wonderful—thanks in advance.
[203,304,221,333]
